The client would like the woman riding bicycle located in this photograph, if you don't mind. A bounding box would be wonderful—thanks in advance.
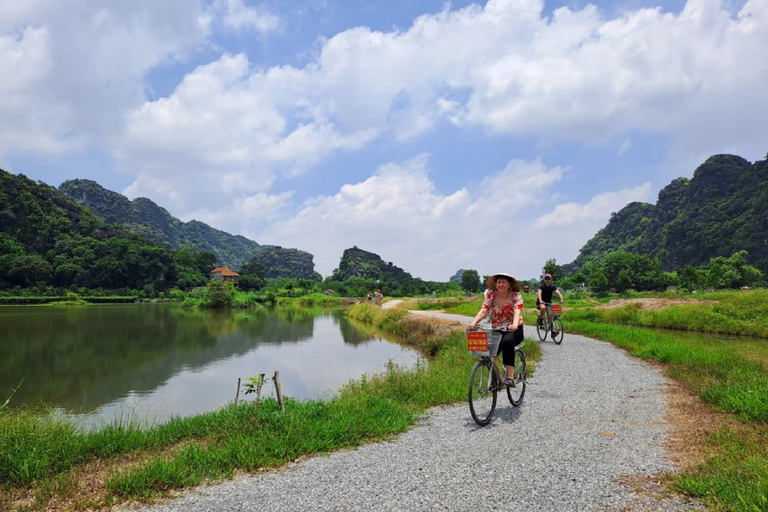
[468,272,524,387]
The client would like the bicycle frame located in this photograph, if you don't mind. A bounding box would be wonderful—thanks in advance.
[537,302,564,344]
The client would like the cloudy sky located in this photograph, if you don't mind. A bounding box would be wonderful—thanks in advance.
[1,0,765,282]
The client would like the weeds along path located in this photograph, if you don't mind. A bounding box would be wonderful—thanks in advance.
[126,309,704,512]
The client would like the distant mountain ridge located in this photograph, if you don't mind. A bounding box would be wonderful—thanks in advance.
[331,246,414,283]
[565,153,768,276]
[59,179,262,270]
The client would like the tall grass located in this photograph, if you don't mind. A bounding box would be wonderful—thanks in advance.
[567,289,768,337]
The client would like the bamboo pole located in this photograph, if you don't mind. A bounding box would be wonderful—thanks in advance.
[273,370,285,414]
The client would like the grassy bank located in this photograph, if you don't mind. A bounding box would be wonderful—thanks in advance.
[560,290,768,512]
[0,303,539,511]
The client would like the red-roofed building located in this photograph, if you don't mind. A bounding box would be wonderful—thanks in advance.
[210,266,240,286]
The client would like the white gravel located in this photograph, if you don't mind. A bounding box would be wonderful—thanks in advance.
[124,311,705,512]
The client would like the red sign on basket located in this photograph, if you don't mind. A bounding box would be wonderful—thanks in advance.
[467,330,488,352]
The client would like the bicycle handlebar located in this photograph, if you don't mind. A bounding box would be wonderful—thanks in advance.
[467,325,511,332]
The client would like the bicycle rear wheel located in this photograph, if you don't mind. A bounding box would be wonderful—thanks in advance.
[506,349,526,406]
[551,317,564,344]
[536,317,548,341]
[468,359,498,426]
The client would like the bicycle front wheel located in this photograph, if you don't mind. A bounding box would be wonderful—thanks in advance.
[506,349,526,407]
[536,318,548,341]
[551,317,564,344]
[468,359,498,426]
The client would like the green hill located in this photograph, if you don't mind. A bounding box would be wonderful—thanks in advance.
[565,153,768,276]
[59,179,262,269]
[330,246,414,283]
[248,246,321,280]
[0,169,175,291]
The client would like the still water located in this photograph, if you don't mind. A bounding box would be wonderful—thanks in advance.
[0,304,419,428]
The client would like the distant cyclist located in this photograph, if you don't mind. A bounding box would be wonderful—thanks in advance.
[536,274,564,338]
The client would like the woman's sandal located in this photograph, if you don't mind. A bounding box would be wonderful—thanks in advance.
[504,378,516,388]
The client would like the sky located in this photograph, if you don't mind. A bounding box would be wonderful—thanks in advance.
[1,0,766,282]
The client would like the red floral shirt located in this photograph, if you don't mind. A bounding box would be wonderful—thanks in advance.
[481,289,524,328]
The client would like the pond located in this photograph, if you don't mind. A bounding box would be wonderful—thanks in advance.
[0,304,419,428]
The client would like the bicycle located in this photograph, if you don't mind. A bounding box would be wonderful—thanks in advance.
[466,327,526,426]
[536,302,564,344]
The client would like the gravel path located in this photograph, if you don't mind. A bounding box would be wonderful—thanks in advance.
[125,307,704,512]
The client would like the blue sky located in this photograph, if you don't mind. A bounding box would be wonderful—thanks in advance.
[1,0,765,282]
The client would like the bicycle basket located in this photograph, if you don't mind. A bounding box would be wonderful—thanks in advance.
[552,304,562,314]
[467,329,502,356]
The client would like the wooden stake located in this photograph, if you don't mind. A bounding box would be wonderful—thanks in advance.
[234,377,241,407]
[256,373,265,402]
[273,370,285,414]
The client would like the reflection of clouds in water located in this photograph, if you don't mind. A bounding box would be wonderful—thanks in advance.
[71,315,419,428]
[245,316,417,401]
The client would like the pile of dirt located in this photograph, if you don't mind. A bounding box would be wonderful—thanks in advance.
[596,298,711,310]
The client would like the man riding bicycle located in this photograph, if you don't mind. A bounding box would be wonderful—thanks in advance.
[536,274,564,339]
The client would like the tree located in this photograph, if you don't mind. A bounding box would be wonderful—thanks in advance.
[238,258,267,291]
[461,269,481,294]
[680,265,699,291]
[203,280,235,308]
[588,269,610,293]
[4,253,54,287]
[703,250,764,289]
[542,258,562,281]
[616,269,632,293]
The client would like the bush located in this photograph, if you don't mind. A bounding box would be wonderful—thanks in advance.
[202,281,235,308]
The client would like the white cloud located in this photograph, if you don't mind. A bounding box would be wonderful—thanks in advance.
[257,155,573,281]
[1,0,765,282]
[206,0,281,33]
[535,183,653,230]
[519,183,655,273]
[0,0,208,158]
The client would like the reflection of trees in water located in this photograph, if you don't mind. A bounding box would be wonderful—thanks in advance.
[0,305,361,413]
[341,317,379,346]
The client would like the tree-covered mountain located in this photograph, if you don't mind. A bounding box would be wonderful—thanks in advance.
[247,246,321,280]
[59,179,262,269]
[330,246,414,283]
[0,169,176,291]
[565,153,768,276]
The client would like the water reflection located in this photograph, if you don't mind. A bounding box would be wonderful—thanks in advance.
[0,305,418,427]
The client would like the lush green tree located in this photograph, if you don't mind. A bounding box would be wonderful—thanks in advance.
[679,265,700,291]
[704,250,763,288]
[598,251,669,291]
[542,258,562,280]
[203,280,235,308]
[616,269,632,293]
[460,269,481,294]
[588,269,610,293]
[238,258,267,291]
[3,254,54,287]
